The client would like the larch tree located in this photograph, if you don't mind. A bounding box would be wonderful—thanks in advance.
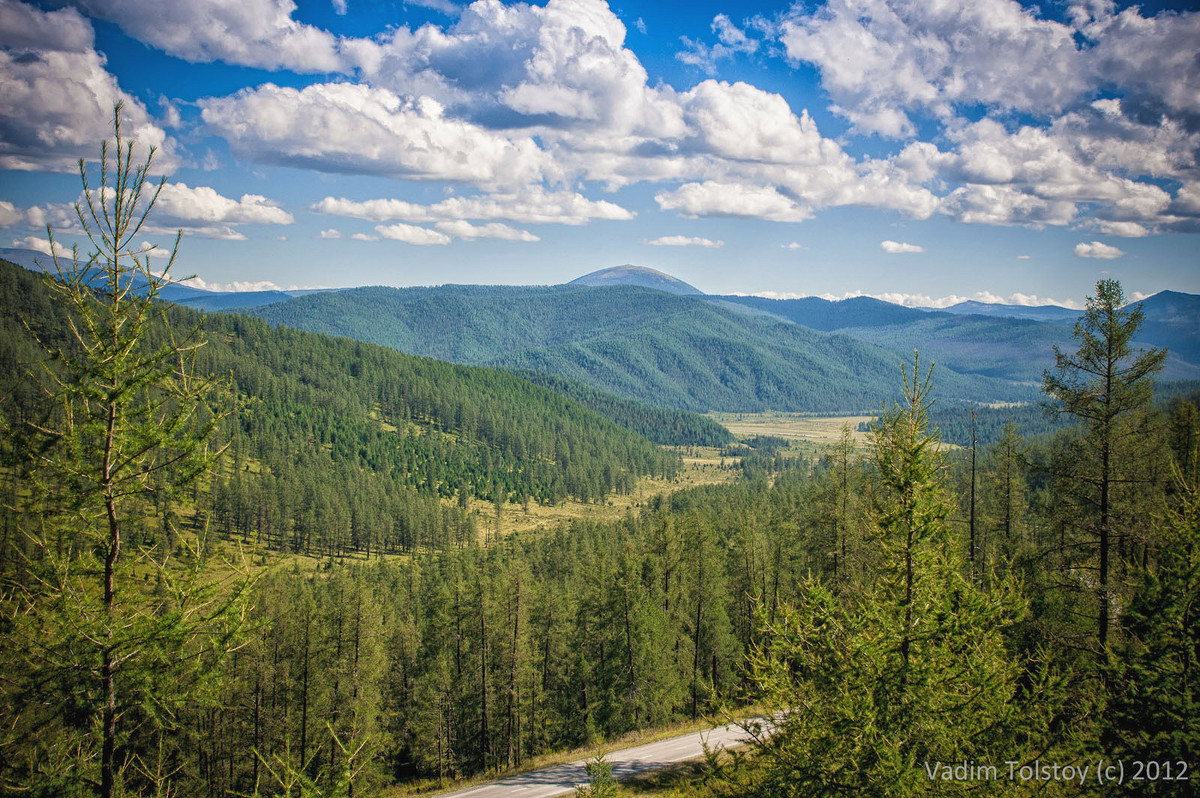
[744,355,1027,796]
[1042,279,1165,654]
[0,104,249,798]
[982,422,1028,576]
[1103,456,1200,778]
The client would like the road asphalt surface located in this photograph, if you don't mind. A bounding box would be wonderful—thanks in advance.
[437,719,759,798]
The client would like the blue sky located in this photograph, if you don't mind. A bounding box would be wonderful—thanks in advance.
[1,0,1198,307]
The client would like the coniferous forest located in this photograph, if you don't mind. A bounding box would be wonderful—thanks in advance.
[1,125,1198,798]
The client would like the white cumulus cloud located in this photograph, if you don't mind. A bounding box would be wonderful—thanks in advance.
[314,188,634,226]
[352,0,680,140]
[656,182,812,222]
[905,115,1192,232]
[155,183,293,226]
[0,200,26,227]
[809,288,1082,309]
[75,0,342,72]
[880,240,924,253]
[374,223,451,246]
[313,197,429,223]
[679,80,840,166]
[645,235,723,248]
[179,275,284,292]
[778,0,1088,136]
[181,0,938,224]
[677,14,759,75]
[1097,220,1150,238]
[1078,4,1200,122]
[134,240,171,259]
[1,0,93,50]
[10,234,53,255]
[434,220,539,242]
[1074,240,1125,259]
[201,84,548,189]
[766,0,1200,235]
[0,0,173,172]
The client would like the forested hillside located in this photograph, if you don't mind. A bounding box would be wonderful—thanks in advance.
[0,259,678,557]
[837,313,1200,383]
[239,283,1034,412]
[931,401,1072,446]
[510,370,734,447]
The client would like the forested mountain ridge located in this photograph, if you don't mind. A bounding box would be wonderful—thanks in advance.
[15,246,1193,392]
[1137,289,1200,364]
[236,283,686,363]
[224,272,1200,411]
[236,282,1037,413]
[710,293,925,329]
[712,290,1200,383]
[0,258,678,555]
[492,303,1031,411]
[937,298,1083,322]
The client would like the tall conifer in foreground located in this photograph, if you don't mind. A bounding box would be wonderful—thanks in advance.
[744,356,1026,796]
[1042,279,1165,655]
[1103,458,1200,781]
[0,105,249,797]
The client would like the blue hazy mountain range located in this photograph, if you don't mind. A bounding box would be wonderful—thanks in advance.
[935,299,1083,323]
[0,247,300,309]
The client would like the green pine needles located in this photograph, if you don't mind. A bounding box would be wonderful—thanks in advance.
[744,355,1031,796]
[0,104,251,798]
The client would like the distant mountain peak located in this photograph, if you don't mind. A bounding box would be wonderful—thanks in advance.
[934,299,1082,323]
[0,247,54,272]
[568,265,703,295]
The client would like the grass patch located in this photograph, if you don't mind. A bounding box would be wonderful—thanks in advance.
[615,760,712,797]
[709,412,873,446]
[461,446,739,542]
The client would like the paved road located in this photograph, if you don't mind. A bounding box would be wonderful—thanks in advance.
[438,720,761,798]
